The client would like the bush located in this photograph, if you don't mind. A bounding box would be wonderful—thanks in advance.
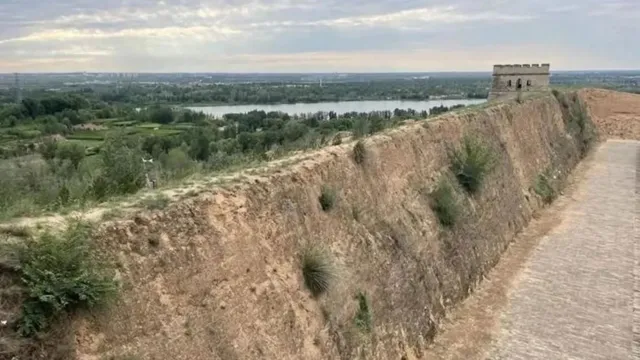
[301,245,334,297]
[534,173,556,204]
[98,136,146,196]
[163,148,194,179]
[429,180,459,227]
[4,221,116,336]
[319,186,336,211]
[352,118,369,139]
[354,292,372,333]
[450,136,496,193]
[55,142,86,169]
[353,140,366,165]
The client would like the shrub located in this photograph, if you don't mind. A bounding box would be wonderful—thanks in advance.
[353,140,366,165]
[301,245,334,297]
[450,136,496,193]
[352,118,370,139]
[163,148,194,179]
[429,180,459,228]
[55,142,86,169]
[354,292,372,333]
[5,221,116,336]
[98,136,146,196]
[534,173,556,204]
[319,186,336,211]
[331,135,343,146]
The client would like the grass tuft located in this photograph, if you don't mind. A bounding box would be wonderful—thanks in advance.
[301,245,335,297]
[353,140,367,165]
[429,180,460,228]
[450,136,497,194]
[354,291,372,333]
[319,186,337,211]
[3,221,117,336]
[534,173,557,204]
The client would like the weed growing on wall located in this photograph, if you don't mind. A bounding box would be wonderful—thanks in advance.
[319,186,337,211]
[353,140,367,165]
[2,221,117,336]
[429,180,460,228]
[354,292,372,333]
[534,172,557,204]
[301,245,335,297]
[450,136,497,194]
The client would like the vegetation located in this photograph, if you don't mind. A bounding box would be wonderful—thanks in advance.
[0,85,471,220]
[553,90,597,157]
[319,186,337,211]
[301,245,335,297]
[534,172,557,204]
[140,193,171,210]
[429,180,460,228]
[354,292,373,333]
[2,221,116,336]
[0,225,31,238]
[450,136,497,194]
[353,140,367,165]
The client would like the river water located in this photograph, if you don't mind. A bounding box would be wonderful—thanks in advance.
[187,99,486,118]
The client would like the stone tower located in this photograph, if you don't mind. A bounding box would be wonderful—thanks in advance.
[489,64,550,101]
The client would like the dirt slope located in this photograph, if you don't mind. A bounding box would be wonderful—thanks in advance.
[579,88,640,140]
[67,91,603,360]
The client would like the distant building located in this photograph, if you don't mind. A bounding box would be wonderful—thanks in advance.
[489,64,550,101]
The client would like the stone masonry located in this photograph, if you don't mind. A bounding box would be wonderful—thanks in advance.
[489,64,550,101]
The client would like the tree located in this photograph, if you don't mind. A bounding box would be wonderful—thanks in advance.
[21,98,41,119]
[96,136,146,196]
[55,142,86,169]
[148,106,174,124]
[39,139,58,161]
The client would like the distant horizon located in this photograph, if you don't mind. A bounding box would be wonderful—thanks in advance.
[3,68,640,75]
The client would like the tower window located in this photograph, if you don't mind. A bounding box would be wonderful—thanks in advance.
[507,80,512,87]
[526,80,532,86]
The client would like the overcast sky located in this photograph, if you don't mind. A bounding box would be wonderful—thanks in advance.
[0,0,637,72]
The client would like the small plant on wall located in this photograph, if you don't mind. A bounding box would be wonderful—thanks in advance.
[301,245,335,297]
[353,140,367,165]
[429,179,460,228]
[319,185,337,211]
[450,136,497,194]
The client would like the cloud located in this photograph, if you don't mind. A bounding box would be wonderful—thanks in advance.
[0,0,636,71]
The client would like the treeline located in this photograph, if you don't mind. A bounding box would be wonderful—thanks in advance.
[94,79,489,105]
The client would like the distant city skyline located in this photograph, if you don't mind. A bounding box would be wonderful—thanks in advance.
[1,0,638,72]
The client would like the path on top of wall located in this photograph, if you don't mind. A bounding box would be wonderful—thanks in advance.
[487,139,638,359]
[423,140,639,360]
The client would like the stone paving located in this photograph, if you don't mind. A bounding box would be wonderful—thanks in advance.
[488,140,639,360]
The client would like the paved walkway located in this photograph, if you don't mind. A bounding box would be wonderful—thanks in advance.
[488,140,639,359]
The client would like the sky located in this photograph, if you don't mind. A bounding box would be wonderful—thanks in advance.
[0,0,637,72]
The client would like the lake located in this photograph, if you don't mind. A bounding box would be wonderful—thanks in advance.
[186,99,486,118]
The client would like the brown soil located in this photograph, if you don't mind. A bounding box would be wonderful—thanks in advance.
[579,88,640,140]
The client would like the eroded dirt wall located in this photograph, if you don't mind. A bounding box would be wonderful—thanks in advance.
[75,94,586,360]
